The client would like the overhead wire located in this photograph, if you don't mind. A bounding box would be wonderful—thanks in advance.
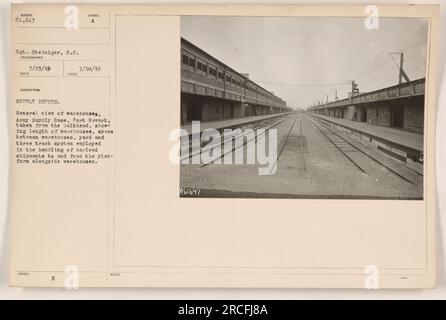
[249,40,426,106]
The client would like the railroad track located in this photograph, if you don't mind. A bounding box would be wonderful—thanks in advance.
[311,118,366,173]
[311,117,415,184]
[299,114,306,171]
[194,115,289,167]
[180,115,288,163]
[265,115,298,175]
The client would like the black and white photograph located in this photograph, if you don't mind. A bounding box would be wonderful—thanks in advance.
[180,16,428,199]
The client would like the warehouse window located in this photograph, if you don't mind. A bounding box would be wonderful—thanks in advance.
[188,57,195,68]
[209,66,217,78]
[196,60,207,74]
[218,71,224,80]
[182,54,188,65]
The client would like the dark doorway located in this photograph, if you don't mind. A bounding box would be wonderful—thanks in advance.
[390,105,405,128]
[244,106,252,117]
[187,100,202,122]
[360,107,367,122]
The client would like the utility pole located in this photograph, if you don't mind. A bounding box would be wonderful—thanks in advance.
[389,52,410,84]
[398,52,404,84]
[397,52,410,84]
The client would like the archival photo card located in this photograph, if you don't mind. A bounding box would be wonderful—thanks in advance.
[9,4,438,289]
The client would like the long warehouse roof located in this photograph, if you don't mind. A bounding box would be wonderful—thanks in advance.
[181,37,286,104]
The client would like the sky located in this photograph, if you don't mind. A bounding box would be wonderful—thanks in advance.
[181,16,428,109]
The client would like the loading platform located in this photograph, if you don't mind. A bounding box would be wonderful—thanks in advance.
[310,113,424,174]
[181,112,291,134]
[311,114,423,152]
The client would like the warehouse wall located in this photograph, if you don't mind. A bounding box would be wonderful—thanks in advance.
[404,96,424,133]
